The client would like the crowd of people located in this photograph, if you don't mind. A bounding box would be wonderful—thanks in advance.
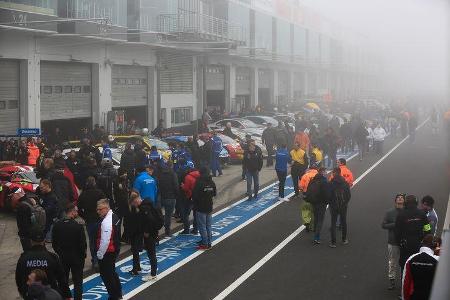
[9,101,441,300]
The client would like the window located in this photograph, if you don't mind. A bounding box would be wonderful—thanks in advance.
[74,86,82,93]
[54,86,62,93]
[8,100,18,109]
[64,86,72,93]
[83,86,91,93]
[43,86,52,94]
[0,101,5,110]
[171,107,193,125]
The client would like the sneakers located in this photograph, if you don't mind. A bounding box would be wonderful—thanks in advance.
[342,239,349,245]
[142,275,157,282]
[329,243,337,248]
[313,239,321,245]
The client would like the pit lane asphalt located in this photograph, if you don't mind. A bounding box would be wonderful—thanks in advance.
[132,122,449,300]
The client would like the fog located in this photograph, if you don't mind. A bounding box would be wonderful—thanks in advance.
[303,0,449,103]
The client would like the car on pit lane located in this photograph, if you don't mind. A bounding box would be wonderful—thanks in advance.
[208,118,264,137]
[0,164,39,210]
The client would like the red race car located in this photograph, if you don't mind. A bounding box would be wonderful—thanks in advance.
[0,164,38,210]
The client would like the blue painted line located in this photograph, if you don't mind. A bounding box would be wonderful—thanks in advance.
[77,150,359,299]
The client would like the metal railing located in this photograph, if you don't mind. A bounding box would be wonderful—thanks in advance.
[158,12,246,43]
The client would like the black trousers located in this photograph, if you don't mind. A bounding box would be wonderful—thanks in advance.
[291,164,306,196]
[144,236,158,276]
[330,205,348,244]
[276,170,287,198]
[62,260,84,300]
[98,252,122,300]
[266,144,275,166]
[130,233,144,272]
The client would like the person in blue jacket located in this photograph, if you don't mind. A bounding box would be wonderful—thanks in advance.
[102,140,112,160]
[148,146,162,167]
[133,165,159,207]
[211,131,223,177]
[275,144,291,201]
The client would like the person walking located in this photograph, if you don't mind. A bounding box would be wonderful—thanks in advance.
[16,192,46,252]
[262,123,277,167]
[128,194,161,281]
[323,127,339,169]
[120,143,136,184]
[77,176,105,269]
[192,166,217,250]
[402,234,439,300]
[354,122,369,161]
[305,167,329,244]
[395,195,431,273]
[372,123,387,155]
[420,195,438,236]
[381,193,405,290]
[329,167,351,248]
[52,203,87,300]
[275,144,291,201]
[299,165,319,232]
[15,228,71,299]
[243,139,263,200]
[290,143,308,198]
[95,199,122,299]
[408,114,418,142]
[211,131,223,177]
[157,161,179,236]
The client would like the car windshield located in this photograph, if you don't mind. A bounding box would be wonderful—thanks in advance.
[148,138,170,150]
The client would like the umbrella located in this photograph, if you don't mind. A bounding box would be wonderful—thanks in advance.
[305,102,320,110]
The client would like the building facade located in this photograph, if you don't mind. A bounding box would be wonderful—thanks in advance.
[0,0,380,136]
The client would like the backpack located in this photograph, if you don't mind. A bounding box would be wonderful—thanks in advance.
[23,200,47,232]
[145,204,164,231]
[306,177,322,204]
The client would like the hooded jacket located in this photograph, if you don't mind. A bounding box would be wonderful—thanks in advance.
[243,148,263,172]
[157,167,179,199]
[182,169,200,199]
[328,175,351,210]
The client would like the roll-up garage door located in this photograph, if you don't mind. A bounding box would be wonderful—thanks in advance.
[160,53,193,94]
[206,65,225,90]
[236,67,250,95]
[112,65,148,107]
[278,71,289,96]
[0,60,19,134]
[258,69,270,89]
[40,62,91,121]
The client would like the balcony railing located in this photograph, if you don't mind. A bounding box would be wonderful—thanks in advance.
[158,12,246,44]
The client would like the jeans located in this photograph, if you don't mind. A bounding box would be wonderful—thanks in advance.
[291,164,306,196]
[211,154,222,176]
[62,260,84,300]
[86,222,99,264]
[313,203,327,240]
[196,211,212,246]
[98,253,122,300]
[161,198,176,234]
[388,244,400,280]
[276,170,287,198]
[182,199,197,233]
[266,144,275,166]
[246,170,259,198]
[144,235,158,276]
[330,204,348,244]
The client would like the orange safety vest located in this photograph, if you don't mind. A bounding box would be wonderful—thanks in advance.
[27,144,40,167]
[299,169,318,192]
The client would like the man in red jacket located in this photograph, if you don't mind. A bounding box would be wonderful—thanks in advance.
[180,163,200,234]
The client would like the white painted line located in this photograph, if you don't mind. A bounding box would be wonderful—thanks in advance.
[443,193,450,231]
[123,193,293,299]
[212,118,430,299]
[213,225,306,300]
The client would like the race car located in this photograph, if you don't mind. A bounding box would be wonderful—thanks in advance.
[0,164,39,210]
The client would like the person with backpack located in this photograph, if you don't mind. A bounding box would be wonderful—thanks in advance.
[16,192,46,252]
[275,144,291,201]
[128,193,162,281]
[299,164,319,232]
[329,167,351,248]
[192,167,217,250]
[305,167,329,244]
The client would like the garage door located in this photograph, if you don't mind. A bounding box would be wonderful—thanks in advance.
[278,71,289,96]
[206,65,225,90]
[0,60,19,135]
[236,67,250,95]
[112,65,148,107]
[258,69,270,88]
[40,62,91,121]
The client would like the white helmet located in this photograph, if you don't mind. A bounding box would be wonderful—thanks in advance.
[108,135,114,142]
[141,128,149,135]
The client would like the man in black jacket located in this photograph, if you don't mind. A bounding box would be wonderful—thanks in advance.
[329,167,351,248]
[243,140,263,200]
[77,176,105,268]
[15,228,71,299]
[129,194,160,281]
[51,164,74,216]
[395,195,431,273]
[37,179,59,242]
[306,167,330,244]
[157,162,179,236]
[262,123,277,167]
[192,167,216,250]
[120,143,136,184]
[52,203,87,300]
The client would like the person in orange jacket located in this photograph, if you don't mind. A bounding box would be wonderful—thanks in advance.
[299,164,319,193]
[27,137,40,167]
[337,158,354,187]
[294,131,310,154]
